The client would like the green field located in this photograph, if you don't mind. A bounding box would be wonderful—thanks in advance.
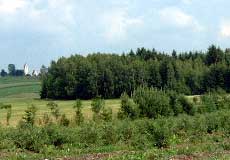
[0,77,41,98]
[0,77,120,126]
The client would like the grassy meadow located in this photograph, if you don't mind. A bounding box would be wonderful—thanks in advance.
[0,77,120,126]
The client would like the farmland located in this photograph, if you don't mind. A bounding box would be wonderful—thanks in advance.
[0,77,120,126]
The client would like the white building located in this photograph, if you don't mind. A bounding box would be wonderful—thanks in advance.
[24,63,29,75]
[32,70,39,76]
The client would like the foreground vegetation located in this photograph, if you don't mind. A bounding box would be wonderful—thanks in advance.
[0,86,229,159]
[0,109,229,159]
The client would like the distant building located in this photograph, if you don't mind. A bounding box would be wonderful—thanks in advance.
[24,63,29,75]
[32,70,39,76]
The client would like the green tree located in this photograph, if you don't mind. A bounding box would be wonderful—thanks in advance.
[8,64,16,76]
[0,69,7,77]
[73,99,84,125]
[205,45,224,65]
[22,105,37,126]
[47,102,60,120]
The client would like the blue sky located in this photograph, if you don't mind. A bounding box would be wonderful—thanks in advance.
[0,0,230,71]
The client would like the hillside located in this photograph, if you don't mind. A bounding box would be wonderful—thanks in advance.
[0,77,41,98]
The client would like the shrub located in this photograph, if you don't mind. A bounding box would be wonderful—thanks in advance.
[91,97,105,121]
[42,113,52,125]
[179,96,195,115]
[118,93,139,119]
[100,122,117,145]
[0,104,12,126]
[22,105,37,126]
[43,124,72,147]
[133,87,172,119]
[12,125,48,152]
[91,97,105,114]
[79,122,99,146]
[167,91,183,116]
[47,102,60,120]
[59,114,70,126]
[146,119,172,148]
[100,107,113,122]
[73,99,84,125]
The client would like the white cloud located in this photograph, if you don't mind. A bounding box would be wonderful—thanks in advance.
[219,20,230,38]
[159,7,203,32]
[101,9,143,42]
[0,0,27,14]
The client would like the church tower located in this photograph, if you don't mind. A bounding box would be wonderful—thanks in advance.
[24,63,29,75]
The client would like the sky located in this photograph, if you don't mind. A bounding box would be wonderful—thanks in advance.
[0,0,230,71]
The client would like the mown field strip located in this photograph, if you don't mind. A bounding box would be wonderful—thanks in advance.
[0,82,41,89]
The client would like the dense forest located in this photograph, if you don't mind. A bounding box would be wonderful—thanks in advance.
[41,45,230,99]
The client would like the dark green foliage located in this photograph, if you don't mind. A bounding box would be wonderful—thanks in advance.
[205,45,224,65]
[41,45,230,99]
[0,69,7,77]
[8,64,16,76]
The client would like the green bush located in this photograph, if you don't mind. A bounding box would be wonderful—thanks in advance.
[79,122,99,146]
[146,119,172,148]
[118,93,139,119]
[59,114,70,126]
[100,107,113,122]
[43,124,73,147]
[22,105,37,126]
[167,91,183,116]
[73,99,84,125]
[133,87,172,119]
[100,122,118,145]
[47,101,61,120]
[91,97,105,121]
[179,96,195,115]
[11,125,48,152]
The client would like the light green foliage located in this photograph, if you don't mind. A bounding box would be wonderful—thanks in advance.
[22,104,37,126]
[91,97,105,114]
[47,101,60,120]
[73,99,84,125]
[59,114,70,126]
[118,92,139,119]
[133,87,172,119]
[101,107,113,122]
[0,103,12,125]
[91,97,105,121]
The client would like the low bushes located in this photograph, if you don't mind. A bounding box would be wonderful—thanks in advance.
[119,87,230,119]
[0,110,228,153]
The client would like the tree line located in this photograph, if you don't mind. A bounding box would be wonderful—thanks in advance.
[41,45,230,99]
